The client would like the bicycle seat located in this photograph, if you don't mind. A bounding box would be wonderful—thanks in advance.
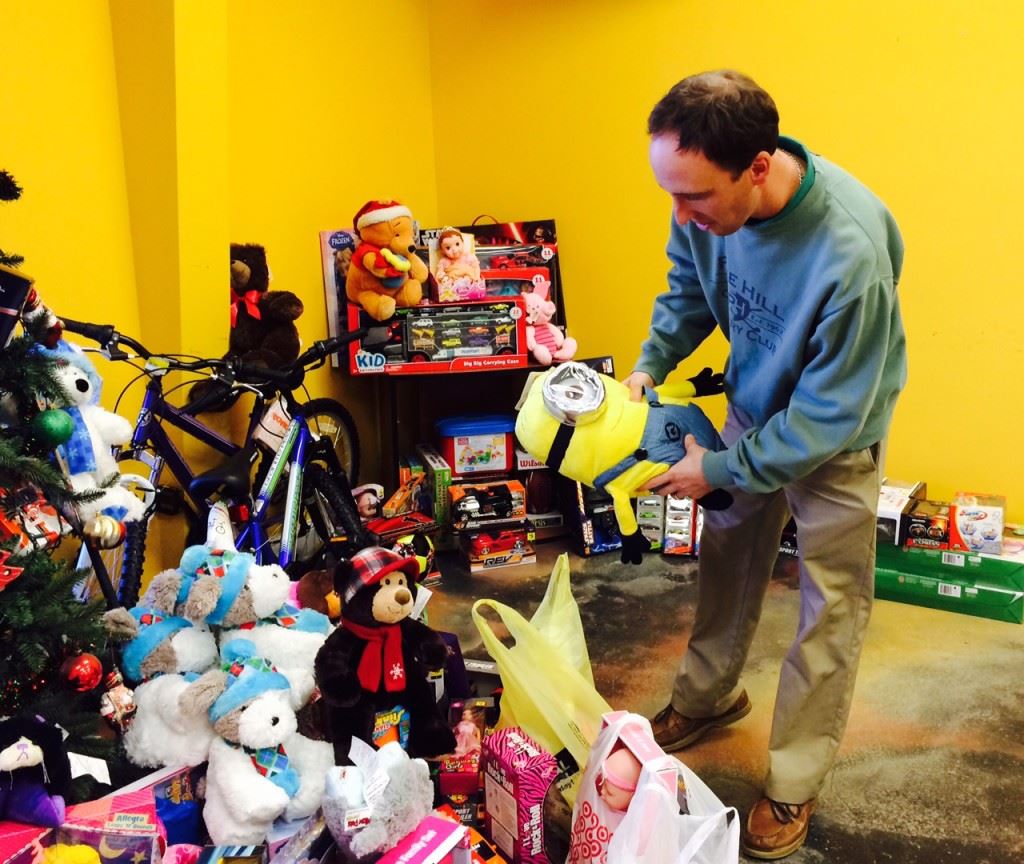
[189,444,257,502]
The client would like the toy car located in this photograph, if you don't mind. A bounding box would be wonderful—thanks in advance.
[453,484,514,522]
[366,511,437,543]
[469,529,526,557]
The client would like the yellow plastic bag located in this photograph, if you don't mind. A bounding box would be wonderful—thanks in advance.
[528,551,595,684]
[472,553,611,805]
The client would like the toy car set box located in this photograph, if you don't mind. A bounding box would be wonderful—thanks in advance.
[461,524,536,572]
[344,297,529,376]
[437,415,517,479]
[450,480,526,529]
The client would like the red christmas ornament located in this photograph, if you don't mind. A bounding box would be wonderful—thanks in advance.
[0,550,25,592]
[61,652,103,692]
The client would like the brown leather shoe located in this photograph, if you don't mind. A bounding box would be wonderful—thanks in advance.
[649,690,751,751]
[741,797,816,860]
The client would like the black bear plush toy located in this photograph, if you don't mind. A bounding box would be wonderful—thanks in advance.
[188,242,304,412]
[314,548,456,765]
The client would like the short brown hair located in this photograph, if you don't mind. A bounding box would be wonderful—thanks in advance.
[647,70,779,177]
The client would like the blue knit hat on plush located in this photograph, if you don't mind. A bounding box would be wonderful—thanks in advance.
[178,546,252,626]
[121,606,193,683]
[209,639,291,723]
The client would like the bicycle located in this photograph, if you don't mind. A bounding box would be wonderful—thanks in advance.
[60,318,367,604]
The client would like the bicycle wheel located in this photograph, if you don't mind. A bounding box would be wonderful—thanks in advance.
[114,519,148,607]
[302,398,360,486]
[277,462,367,575]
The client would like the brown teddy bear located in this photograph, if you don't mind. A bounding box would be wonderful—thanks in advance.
[345,200,427,321]
[187,243,304,412]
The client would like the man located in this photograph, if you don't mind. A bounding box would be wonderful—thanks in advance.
[624,70,906,859]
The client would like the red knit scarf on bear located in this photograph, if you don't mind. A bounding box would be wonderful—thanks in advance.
[341,617,406,692]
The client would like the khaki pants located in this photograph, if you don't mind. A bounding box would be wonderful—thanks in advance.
[671,407,883,804]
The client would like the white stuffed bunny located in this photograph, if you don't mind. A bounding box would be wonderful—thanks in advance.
[179,640,333,844]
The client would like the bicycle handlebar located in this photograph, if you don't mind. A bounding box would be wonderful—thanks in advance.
[61,316,367,389]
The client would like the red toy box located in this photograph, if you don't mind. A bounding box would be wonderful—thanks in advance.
[345,298,529,376]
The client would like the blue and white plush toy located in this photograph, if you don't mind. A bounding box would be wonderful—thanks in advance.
[103,604,219,768]
[179,640,333,844]
[36,340,145,531]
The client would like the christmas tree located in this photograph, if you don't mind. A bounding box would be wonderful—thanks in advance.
[0,169,121,799]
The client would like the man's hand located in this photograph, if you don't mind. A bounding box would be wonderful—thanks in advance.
[623,370,655,402]
[644,434,712,499]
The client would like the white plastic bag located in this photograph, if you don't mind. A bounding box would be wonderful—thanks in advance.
[568,711,739,864]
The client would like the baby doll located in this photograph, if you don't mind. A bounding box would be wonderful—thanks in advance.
[598,745,642,813]
[352,484,383,522]
[433,228,486,301]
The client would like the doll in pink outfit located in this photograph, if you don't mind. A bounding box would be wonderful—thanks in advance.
[454,707,483,756]
[434,227,487,301]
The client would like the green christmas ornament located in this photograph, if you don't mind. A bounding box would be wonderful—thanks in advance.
[29,408,74,448]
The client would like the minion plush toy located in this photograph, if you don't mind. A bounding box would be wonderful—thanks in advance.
[515,362,732,564]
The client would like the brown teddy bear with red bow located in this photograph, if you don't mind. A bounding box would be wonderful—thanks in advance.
[188,243,304,412]
[313,547,455,764]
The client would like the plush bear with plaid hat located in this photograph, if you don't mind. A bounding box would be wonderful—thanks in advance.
[314,547,456,765]
[179,639,333,844]
[345,199,428,321]
[103,605,219,768]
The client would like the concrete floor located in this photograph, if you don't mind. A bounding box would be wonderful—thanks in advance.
[427,540,1024,863]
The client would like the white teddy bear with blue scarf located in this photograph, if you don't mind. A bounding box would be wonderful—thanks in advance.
[179,640,333,844]
[37,340,145,534]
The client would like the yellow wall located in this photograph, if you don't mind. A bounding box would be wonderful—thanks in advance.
[427,0,1024,520]
[224,1,440,486]
[1,1,141,381]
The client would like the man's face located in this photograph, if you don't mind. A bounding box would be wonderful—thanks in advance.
[649,133,762,236]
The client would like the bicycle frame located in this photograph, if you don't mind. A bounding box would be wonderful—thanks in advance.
[126,371,265,519]
[236,410,319,567]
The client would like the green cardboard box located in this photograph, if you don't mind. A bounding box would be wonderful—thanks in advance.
[874,543,1024,624]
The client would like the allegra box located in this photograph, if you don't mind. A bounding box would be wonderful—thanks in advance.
[481,727,556,864]
[949,492,1006,555]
